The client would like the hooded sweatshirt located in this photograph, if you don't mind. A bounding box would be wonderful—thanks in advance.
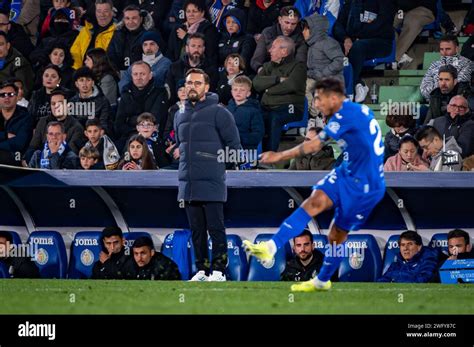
[430,136,463,171]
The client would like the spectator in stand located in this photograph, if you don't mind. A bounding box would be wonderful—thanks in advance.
[31,43,76,91]
[165,33,218,103]
[115,61,169,152]
[9,78,29,108]
[384,114,417,162]
[281,229,333,282]
[461,36,474,62]
[163,80,186,169]
[415,125,463,172]
[28,65,65,127]
[28,121,79,169]
[424,65,473,125]
[251,6,307,74]
[122,236,182,280]
[288,127,335,170]
[83,119,120,170]
[226,75,264,151]
[107,5,157,73]
[441,229,473,261]
[78,146,101,170]
[394,0,437,69]
[92,226,128,279]
[167,0,219,65]
[378,230,438,283]
[217,8,256,70]
[17,0,41,46]
[39,7,78,43]
[431,95,474,159]
[332,0,395,103]
[0,9,35,60]
[421,36,473,101]
[70,0,116,70]
[383,135,428,172]
[119,31,172,93]
[0,81,32,166]
[0,31,34,99]
[0,230,40,278]
[463,155,474,171]
[84,48,119,106]
[25,89,85,163]
[217,53,246,105]
[135,112,172,168]
[208,0,241,28]
[39,0,81,39]
[302,12,344,120]
[247,0,281,39]
[253,36,306,151]
[69,67,113,134]
[118,134,157,170]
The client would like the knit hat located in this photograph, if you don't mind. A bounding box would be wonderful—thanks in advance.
[176,79,185,92]
[141,31,161,46]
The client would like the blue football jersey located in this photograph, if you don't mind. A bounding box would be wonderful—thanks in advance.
[321,100,385,192]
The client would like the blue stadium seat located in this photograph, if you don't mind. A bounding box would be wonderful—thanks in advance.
[382,234,401,275]
[124,231,152,253]
[281,98,309,132]
[429,233,448,257]
[27,231,68,279]
[343,63,354,97]
[338,234,383,282]
[363,40,396,67]
[247,233,291,281]
[6,230,22,245]
[208,234,249,281]
[0,261,9,278]
[68,231,102,279]
[422,0,441,32]
[161,230,195,280]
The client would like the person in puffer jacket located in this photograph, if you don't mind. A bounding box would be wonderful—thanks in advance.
[378,230,439,283]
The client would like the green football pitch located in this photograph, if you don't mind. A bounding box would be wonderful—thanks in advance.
[1,280,473,314]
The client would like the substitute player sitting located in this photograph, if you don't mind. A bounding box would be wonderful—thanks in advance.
[244,77,386,292]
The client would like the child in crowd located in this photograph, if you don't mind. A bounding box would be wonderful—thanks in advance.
[119,134,157,170]
[78,146,100,170]
[83,119,120,170]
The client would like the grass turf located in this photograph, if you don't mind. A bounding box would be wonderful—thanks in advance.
[1,280,473,314]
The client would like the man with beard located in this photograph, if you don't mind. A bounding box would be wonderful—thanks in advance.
[165,33,218,104]
[280,230,336,282]
[91,226,129,279]
[114,60,169,151]
[174,68,241,281]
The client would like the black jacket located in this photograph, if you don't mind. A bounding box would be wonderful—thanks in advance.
[0,257,40,278]
[7,21,35,60]
[246,0,281,35]
[166,55,219,104]
[333,0,396,42]
[216,70,246,106]
[432,113,474,158]
[0,106,33,155]
[91,248,129,279]
[218,8,256,69]
[115,80,169,143]
[425,82,473,125]
[280,250,338,282]
[122,252,182,280]
[174,93,241,202]
[167,19,219,65]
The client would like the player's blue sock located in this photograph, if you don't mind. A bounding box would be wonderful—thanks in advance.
[272,207,312,249]
[317,242,346,282]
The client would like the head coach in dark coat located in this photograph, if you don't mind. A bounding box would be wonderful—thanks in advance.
[174,68,241,281]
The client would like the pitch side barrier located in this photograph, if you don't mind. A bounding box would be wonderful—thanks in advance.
[0,166,473,232]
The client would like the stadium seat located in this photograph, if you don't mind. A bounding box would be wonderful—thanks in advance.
[161,230,195,280]
[281,98,309,132]
[338,234,383,282]
[124,231,152,253]
[247,234,291,281]
[378,85,423,103]
[429,233,448,257]
[363,40,396,67]
[0,261,9,278]
[382,234,401,275]
[68,231,102,279]
[6,230,22,245]
[27,231,68,279]
[422,52,440,70]
[208,234,249,281]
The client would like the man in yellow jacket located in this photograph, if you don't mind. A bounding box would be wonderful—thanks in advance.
[70,0,116,70]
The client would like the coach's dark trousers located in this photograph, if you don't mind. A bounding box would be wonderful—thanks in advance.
[185,201,227,274]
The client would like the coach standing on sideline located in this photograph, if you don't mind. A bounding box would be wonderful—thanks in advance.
[174,68,241,282]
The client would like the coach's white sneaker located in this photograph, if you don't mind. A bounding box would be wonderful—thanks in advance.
[354,83,369,103]
[208,271,226,282]
[189,270,208,281]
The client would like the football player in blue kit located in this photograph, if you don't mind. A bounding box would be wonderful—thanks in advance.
[243,77,386,291]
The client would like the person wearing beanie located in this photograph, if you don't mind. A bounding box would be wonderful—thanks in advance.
[217,8,255,70]
[118,30,172,93]
[69,66,113,134]
[107,4,158,72]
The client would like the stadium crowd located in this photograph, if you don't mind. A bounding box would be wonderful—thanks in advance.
[0,0,473,171]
